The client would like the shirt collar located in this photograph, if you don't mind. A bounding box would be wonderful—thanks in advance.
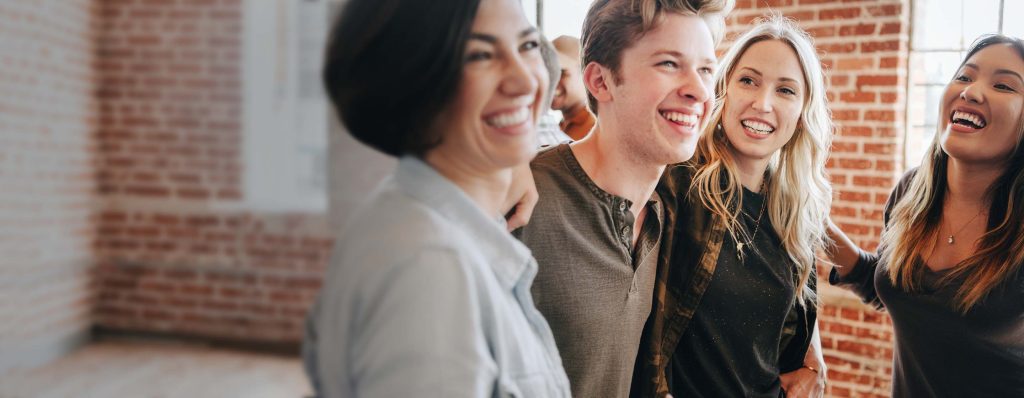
[394,156,534,290]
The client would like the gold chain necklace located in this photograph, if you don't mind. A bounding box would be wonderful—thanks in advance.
[944,208,986,245]
[737,181,768,256]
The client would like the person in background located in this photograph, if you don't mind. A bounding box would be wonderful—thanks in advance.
[536,36,574,148]
[827,34,1024,397]
[302,0,570,396]
[634,16,831,398]
[514,0,732,396]
[550,35,596,141]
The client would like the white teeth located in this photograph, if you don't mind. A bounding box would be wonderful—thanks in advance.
[741,120,774,134]
[486,107,530,128]
[661,111,698,126]
[951,110,986,128]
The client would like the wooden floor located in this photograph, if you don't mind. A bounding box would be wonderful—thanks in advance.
[0,339,312,398]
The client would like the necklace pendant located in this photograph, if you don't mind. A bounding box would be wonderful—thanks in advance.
[948,235,954,245]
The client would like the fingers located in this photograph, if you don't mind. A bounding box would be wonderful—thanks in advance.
[505,187,538,231]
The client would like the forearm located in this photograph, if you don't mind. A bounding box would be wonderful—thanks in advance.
[825,218,863,278]
[805,320,825,374]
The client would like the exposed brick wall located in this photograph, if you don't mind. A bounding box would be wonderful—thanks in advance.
[95,0,242,201]
[93,211,331,342]
[725,1,910,397]
[91,0,334,344]
[0,0,98,373]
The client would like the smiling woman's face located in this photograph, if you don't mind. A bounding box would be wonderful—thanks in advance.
[427,0,548,173]
[940,43,1024,165]
[720,39,806,169]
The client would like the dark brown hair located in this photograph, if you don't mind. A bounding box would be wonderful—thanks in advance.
[323,0,482,156]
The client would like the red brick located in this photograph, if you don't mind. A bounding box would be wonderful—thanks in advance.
[865,110,896,122]
[819,7,861,20]
[840,91,876,103]
[862,40,901,53]
[839,23,876,36]
[880,22,902,35]
[864,142,896,154]
[866,4,901,17]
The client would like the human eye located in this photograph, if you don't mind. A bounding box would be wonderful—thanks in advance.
[465,50,493,63]
[994,82,1017,92]
[657,60,679,68]
[520,39,539,52]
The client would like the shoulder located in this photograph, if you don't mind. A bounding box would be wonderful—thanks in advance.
[528,143,593,205]
[529,143,571,177]
[881,167,921,219]
[335,183,470,276]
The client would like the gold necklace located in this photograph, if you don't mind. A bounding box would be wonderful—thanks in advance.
[944,208,986,245]
[737,182,768,255]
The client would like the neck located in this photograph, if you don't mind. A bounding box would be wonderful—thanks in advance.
[734,156,770,193]
[570,124,664,212]
[423,153,510,219]
[945,157,1003,207]
[561,102,587,119]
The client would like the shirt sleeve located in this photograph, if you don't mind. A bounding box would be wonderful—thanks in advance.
[349,248,497,397]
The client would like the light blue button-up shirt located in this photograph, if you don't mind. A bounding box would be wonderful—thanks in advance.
[304,156,571,397]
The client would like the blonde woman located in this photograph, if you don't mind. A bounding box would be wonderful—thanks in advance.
[634,16,832,398]
[827,34,1024,397]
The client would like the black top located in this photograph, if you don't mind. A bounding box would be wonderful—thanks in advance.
[831,170,1024,398]
[668,187,798,398]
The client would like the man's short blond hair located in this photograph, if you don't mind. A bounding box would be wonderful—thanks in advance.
[580,0,734,114]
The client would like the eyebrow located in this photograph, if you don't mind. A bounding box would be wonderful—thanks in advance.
[739,66,802,85]
[652,50,716,66]
[468,27,538,44]
[995,69,1024,82]
[963,64,1024,82]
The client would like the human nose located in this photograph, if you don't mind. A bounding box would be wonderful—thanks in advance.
[677,69,711,104]
[959,82,985,104]
[752,87,773,113]
[502,52,540,98]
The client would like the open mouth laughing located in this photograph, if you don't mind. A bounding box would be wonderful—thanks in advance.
[950,109,987,130]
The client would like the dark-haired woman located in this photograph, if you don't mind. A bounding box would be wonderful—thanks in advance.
[827,34,1024,397]
[302,0,571,396]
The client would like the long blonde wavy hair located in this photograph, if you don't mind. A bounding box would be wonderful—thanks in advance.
[881,34,1024,314]
[691,15,833,307]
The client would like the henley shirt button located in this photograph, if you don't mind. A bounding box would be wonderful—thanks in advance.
[618,202,627,212]
[621,226,630,236]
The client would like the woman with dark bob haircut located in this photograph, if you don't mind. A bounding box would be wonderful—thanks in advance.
[827,34,1024,397]
[302,0,571,396]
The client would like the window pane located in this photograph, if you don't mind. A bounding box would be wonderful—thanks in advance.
[905,126,936,168]
[914,0,963,50]
[1004,1,1024,38]
[542,0,591,38]
[523,0,538,27]
[924,84,946,127]
[922,51,963,83]
[962,0,1002,45]
[907,83,928,127]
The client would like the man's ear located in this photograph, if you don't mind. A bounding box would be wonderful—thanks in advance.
[583,62,613,104]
